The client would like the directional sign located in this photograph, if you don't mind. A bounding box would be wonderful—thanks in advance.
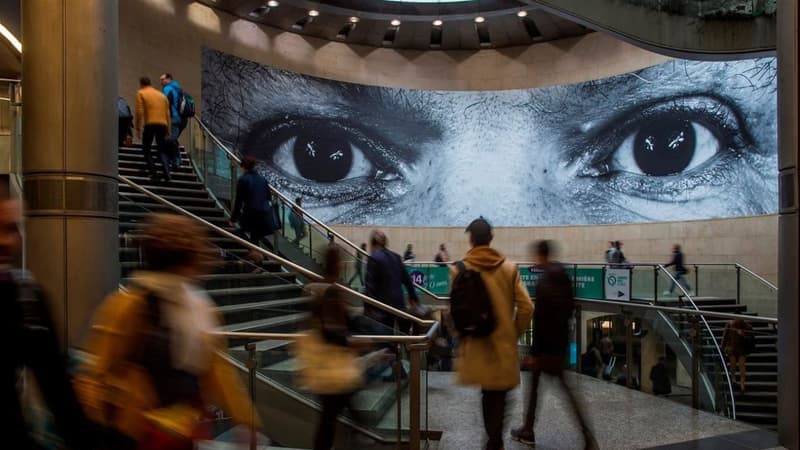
[604,267,631,301]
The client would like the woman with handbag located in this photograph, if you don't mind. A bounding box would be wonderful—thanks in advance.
[75,214,259,449]
[297,245,366,450]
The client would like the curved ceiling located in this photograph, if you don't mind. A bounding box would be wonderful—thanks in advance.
[199,0,591,50]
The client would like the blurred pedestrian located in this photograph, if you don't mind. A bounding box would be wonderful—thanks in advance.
[364,230,419,334]
[135,76,172,181]
[230,156,278,263]
[723,318,755,393]
[650,356,672,396]
[288,197,307,244]
[434,243,450,267]
[75,214,258,449]
[403,244,416,262]
[0,188,95,450]
[300,246,365,450]
[347,243,367,288]
[454,218,532,450]
[511,240,594,449]
[580,341,603,378]
[665,244,691,295]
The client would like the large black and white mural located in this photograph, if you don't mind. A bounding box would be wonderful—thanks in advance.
[202,48,777,226]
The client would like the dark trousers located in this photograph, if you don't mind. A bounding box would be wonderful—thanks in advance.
[142,124,170,179]
[170,117,187,167]
[118,117,132,146]
[522,366,594,448]
[481,389,508,450]
[314,392,353,450]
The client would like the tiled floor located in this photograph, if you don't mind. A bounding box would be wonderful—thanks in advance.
[423,371,782,450]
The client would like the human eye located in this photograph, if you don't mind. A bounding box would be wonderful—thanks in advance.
[241,116,412,208]
[574,95,755,202]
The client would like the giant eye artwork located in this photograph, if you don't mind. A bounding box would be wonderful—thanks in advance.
[202,49,777,226]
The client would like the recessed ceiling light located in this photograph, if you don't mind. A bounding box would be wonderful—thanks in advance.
[267,0,279,7]
[308,9,319,17]
[517,10,528,18]
[349,16,360,23]
[390,19,401,27]
[432,19,443,27]
[474,16,485,23]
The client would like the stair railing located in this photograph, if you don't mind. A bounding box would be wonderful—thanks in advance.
[656,263,737,419]
[189,117,446,303]
[118,174,438,450]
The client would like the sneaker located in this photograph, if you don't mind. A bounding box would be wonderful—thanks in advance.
[511,427,536,446]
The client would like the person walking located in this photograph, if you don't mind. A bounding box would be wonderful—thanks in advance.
[722,319,755,393]
[650,356,672,396]
[434,243,450,267]
[0,189,96,450]
[230,156,279,263]
[289,197,307,244]
[364,230,419,334]
[454,217,533,450]
[75,214,259,449]
[118,96,134,146]
[135,76,172,181]
[511,240,594,449]
[403,244,416,262]
[301,246,363,450]
[159,73,187,142]
[665,244,692,295]
[347,243,367,288]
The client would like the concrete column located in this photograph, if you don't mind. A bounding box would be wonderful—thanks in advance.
[777,0,799,448]
[21,0,119,347]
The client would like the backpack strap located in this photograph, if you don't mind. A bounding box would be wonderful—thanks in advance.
[455,260,466,275]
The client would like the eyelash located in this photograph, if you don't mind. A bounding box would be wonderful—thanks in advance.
[575,95,753,199]
[240,117,409,205]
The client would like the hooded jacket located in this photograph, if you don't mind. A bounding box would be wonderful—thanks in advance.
[162,79,183,120]
[454,245,533,390]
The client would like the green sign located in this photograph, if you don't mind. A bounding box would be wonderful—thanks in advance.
[518,266,605,300]
[407,266,451,295]
[573,267,605,299]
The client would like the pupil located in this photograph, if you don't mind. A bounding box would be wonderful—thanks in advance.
[633,118,695,176]
[293,134,353,182]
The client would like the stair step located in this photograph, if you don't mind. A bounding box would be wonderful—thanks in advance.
[119,167,199,182]
[218,296,313,324]
[217,296,313,314]
[119,183,209,198]
[119,200,226,217]
[119,160,194,173]
[120,211,229,227]
[221,312,307,333]
[202,272,297,289]
[118,192,216,208]
[121,260,285,276]
[122,175,204,189]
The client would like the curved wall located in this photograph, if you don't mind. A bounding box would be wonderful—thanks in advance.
[119,0,777,280]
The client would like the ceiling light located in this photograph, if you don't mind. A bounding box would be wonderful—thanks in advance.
[517,10,528,18]
[432,19,443,27]
[390,19,401,27]
[267,0,279,7]
[349,16,360,23]
[308,9,319,17]
[474,16,485,23]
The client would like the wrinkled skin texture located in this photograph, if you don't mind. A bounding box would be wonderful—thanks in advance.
[202,49,777,226]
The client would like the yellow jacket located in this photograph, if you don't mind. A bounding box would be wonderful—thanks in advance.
[454,246,534,390]
[135,86,171,131]
[74,286,258,443]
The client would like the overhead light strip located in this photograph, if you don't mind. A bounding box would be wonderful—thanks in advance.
[0,23,22,53]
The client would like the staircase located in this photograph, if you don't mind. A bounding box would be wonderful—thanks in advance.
[117,144,408,446]
[663,296,778,429]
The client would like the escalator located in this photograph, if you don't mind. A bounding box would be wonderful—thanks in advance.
[117,143,438,449]
[525,0,776,58]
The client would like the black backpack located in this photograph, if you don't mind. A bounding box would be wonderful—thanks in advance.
[178,90,196,118]
[450,261,495,337]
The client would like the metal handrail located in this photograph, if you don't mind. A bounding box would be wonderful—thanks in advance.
[213,320,441,344]
[736,263,778,291]
[191,117,445,301]
[574,297,778,323]
[117,174,436,328]
[656,263,736,419]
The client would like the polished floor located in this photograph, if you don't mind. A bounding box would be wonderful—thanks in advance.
[425,371,781,450]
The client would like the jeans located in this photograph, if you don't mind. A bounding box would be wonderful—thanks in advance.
[142,124,170,179]
[481,389,508,450]
[170,117,188,167]
[669,271,691,294]
[314,392,353,450]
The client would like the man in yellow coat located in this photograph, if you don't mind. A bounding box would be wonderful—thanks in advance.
[454,217,533,450]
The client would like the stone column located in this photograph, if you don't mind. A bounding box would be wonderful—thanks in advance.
[21,0,119,347]
[777,0,799,448]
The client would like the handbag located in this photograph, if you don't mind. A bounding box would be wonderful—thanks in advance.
[295,331,363,395]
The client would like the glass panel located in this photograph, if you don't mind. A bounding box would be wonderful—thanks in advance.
[739,269,777,318]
